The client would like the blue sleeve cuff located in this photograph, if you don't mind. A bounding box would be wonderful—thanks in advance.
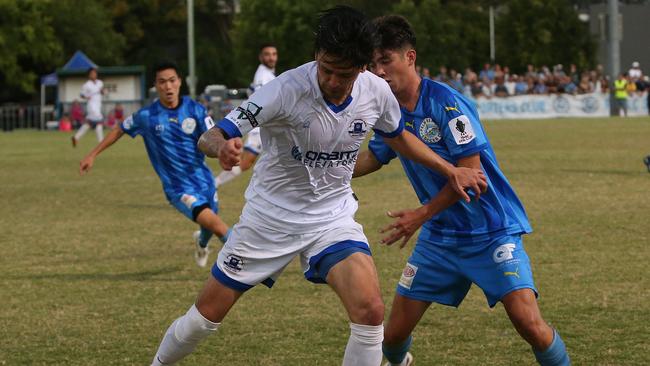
[368,144,393,165]
[216,118,242,139]
[373,122,404,139]
[451,142,488,160]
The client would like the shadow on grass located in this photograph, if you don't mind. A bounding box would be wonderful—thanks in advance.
[4,266,188,282]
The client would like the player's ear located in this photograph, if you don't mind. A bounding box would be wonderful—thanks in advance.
[407,49,416,67]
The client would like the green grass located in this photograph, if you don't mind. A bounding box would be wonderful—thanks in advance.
[1,117,649,365]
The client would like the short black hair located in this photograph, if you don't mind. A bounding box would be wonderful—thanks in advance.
[314,6,375,68]
[259,43,276,52]
[153,61,181,79]
[87,67,97,74]
[372,15,417,51]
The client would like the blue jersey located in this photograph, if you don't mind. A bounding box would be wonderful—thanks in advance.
[369,79,531,245]
[120,96,216,199]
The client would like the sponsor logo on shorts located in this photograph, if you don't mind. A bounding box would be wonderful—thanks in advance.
[224,255,243,273]
[181,118,197,134]
[398,262,418,289]
[181,194,197,209]
[492,243,516,263]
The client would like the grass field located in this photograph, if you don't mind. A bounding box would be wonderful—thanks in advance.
[1,117,649,365]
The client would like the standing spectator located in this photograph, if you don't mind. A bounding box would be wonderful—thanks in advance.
[614,73,629,117]
[578,73,592,94]
[479,63,494,82]
[629,61,642,81]
[463,67,477,85]
[72,68,105,147]
[435,66,449,82]
[514,75,529,95]
[569,64,580,85]
[525,64,537,80]
[505,74,517,96]
[70,100,84,129]
[113,104,125,125]
[422,67,431,79]
[448,69,463,93]
[58,114,72,132]
[494,76,509,97]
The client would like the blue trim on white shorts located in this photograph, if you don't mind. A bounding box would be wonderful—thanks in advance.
[211,264,253,292]
[304,240,371,284]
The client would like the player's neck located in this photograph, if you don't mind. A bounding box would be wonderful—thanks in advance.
[397,74,422,112]
[160,98,180,109]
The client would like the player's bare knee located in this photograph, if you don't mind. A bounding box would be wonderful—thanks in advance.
[351,297,384,325]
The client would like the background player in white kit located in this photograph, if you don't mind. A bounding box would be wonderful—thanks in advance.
[215,43,278,187]
[150,6,486,366]
[72,67,105,147]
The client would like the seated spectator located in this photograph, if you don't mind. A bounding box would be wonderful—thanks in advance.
[422,67,431,79]
[70,100,84,129]
[479,63,494,82]
[448,69,464,93]
[494,76,509,97]
[436,66,449,82]
[505,74,517,96]
[464,67,478,84]
[514,76,529,95]
[533,79,548,94]
[59,114,72,132]
[113,104,125,124]
[578,74,592,94]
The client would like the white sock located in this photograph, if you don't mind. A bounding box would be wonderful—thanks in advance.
[151,305,219,366]
[74,123,90,140]
[95,124,104,141]
[215,166,242,187]
[342,323,384,366]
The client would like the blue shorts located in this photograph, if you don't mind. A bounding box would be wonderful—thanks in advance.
[396,232,537,308]
[169,188,219,222]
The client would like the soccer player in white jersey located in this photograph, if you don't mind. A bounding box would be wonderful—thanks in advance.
[149,6,486,366]
[215,43,278,187]
[72,68,105,147]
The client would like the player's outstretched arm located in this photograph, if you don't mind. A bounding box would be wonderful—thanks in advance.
[353,150,383,178]
[383,131,486,202]
[198,128,243,170]
[380,154,482,248]
[79,126,124,175]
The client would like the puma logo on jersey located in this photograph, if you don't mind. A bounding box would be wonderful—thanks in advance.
[444,103,460,113]
[504,266,520,278]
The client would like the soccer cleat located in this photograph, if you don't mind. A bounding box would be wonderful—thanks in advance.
[71,136,77,147]
[193,230,211,267]
[644,156,650,173]
[383,352,414,366]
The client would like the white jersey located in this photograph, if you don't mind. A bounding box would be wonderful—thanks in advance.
[81,79,104,121]
[219,61,402,233]
[246,64,276,153]
[251,64,276,92]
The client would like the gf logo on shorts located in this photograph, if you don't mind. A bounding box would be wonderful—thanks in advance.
[398,262,418,289]
[224,255,243,273]
[181,194,197,209]
[492,243,516,263]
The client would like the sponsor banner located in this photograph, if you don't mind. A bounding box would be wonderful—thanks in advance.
[475,92,648,119]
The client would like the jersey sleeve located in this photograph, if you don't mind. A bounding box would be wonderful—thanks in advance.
[368,132,397,165]
[372,82,404,138]
[120,113,143,138]
[194,104,215,135]
[217,77,284,139]
[80,83,90,98]
[433,91,488,159]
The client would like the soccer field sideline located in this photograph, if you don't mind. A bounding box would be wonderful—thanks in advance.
[1,117,649,365]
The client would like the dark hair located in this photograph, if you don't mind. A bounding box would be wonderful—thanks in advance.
[153,61,181,78]
[372,15,417,51]
[314,6,375,68]
[87,67,97,74]
[259,43,276,52]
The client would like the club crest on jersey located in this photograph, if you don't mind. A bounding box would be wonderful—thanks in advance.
[419,118,441,143]
[224,255,243,272]
[348,119,368,137]
[181,118,196,134]
[236,102,263,128]
[448,115,475,145]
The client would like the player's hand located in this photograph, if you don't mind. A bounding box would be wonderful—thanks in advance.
[219,138,243,170]
[380,207,429,248]
[79,155,95,175]
[448,167,487,202]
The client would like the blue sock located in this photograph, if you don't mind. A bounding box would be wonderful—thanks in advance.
[382,335,412,365]
[198,227,213,248]
[219,228,232,244]
[534,330,570,366]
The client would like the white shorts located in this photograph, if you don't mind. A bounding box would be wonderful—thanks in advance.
[211,210,369,291]
[243,127,262,155]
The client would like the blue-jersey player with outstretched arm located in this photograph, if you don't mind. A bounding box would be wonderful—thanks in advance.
[79,61,231,267]
[353,15,571,366]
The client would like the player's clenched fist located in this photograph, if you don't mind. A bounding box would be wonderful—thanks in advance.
[219,138,243,171]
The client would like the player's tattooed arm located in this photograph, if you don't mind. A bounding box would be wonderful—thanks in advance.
[198,128,242,170]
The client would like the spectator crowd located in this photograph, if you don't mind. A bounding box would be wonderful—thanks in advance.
[420,62,648,99]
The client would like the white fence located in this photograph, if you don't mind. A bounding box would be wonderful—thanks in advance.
[475,92,649,119]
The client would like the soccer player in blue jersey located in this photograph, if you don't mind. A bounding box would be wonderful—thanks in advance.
[353,15,571,366]
[79,61,231,267]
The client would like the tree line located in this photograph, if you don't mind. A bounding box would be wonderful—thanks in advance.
[1,0,596,103]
